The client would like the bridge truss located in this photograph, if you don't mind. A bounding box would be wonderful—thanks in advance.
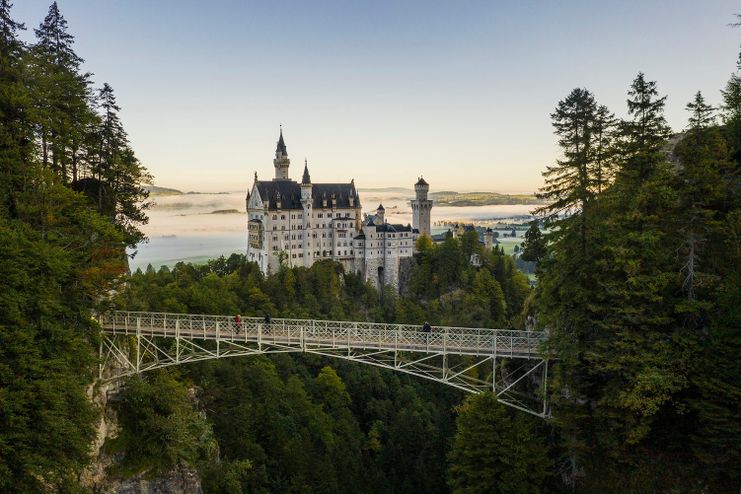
[97,311,551,417]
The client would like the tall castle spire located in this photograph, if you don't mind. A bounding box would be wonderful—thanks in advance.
[276,125,287,156]
[301,158,311,184]
[273,126,290,180]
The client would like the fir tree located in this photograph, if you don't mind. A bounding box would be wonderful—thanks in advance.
[616,72,672,182]
[686,91,716,131]
[520,220,546,266]
[448,393,549,494]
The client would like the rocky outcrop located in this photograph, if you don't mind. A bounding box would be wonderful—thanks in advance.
[80,379,203,494]
[106,465,202,494]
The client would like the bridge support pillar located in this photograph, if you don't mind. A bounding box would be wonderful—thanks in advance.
[135,317,141,373]
[542,359,549,417]
[176,319,180,364]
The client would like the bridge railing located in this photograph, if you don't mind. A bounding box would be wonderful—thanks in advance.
[97,310,546,357]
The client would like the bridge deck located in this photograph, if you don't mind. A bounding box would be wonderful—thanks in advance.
[98,311,546,359]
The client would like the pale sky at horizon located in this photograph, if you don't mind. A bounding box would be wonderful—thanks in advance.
[13,1,741,194]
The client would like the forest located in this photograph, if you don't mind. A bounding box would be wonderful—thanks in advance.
[0,2,739,493]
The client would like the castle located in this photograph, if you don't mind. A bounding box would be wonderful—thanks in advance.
[246,129,432,289]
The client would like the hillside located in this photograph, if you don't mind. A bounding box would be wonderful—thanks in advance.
[430,191,543,206]
[145,185,183,196]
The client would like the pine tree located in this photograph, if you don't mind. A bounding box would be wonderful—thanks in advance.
[0,0,35,219]
[535,88,597,221]
[520,220,546,266]
[86,83,151,246]
[448,393,549,494]
[590,104,617,194]
[686,91,716,131]
[28,1,92,182]
[616,72,672,183]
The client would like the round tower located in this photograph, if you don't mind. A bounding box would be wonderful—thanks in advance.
[484,227,494,251]
[411,177,432,237]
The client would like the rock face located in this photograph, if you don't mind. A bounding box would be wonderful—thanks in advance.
[398,256,416,296]
[81,379,203,494]
[109,467,202,494]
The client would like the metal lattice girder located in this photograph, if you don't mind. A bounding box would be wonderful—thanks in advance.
[96,310,551,418]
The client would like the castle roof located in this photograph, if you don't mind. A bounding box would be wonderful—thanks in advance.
[276,129,287,155]
[253,180,359,210]
[416,177,428,186]
[377,204,385,211]
[255,180,302,209]
[375,223,414,233]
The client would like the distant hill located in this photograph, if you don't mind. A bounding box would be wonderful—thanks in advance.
[145,185,183,196]
[430,191,543,206]
[208,209,242,214]
[357,187,414,194]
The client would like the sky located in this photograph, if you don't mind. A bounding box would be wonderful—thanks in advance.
[12,0,741,193]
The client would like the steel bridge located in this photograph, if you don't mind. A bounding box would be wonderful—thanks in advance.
[97,311,550,417]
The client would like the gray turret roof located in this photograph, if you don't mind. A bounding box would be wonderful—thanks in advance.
[276,129,287,155]
[377,204,385,211]
[301,160,311,184]
[416,177,428,186]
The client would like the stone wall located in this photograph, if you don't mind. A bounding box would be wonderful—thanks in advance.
[397,256,417,296]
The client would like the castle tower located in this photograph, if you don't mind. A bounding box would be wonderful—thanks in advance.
[301,159,313,266]
[376,204,385,223]
[484,227,494,251]
[273,127,290,180]
[411,177,432,236]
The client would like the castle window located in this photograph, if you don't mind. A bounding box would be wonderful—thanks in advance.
[272,215,277,220]
[318,213,323,218]
[281,215,285,220]
[327,213,332,218]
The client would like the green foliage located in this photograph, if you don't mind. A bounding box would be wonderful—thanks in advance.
[520,220,546,266]
[534,64,741,491]
[114,246,537,493]
[448,393,550,494]
[0,2,151,489]
[107,371,217,477]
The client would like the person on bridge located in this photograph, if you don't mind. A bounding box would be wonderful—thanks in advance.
[264,313,271,334]
[234,314,242,333]
[422,322,431,345]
